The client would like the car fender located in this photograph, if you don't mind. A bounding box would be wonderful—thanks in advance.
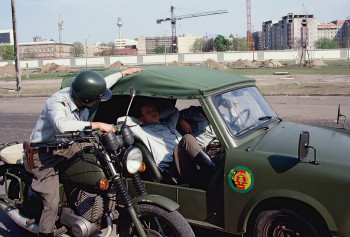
[132,194,180,212]
[237,189,337,234]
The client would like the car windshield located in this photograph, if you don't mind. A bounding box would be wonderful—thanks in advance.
[213,86,277,137]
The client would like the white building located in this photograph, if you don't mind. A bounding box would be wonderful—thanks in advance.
[177,34,202,53]
[318,24,338,40]
[115,38,138,49]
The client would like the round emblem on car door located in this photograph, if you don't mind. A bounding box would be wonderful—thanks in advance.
[228,166,254,193]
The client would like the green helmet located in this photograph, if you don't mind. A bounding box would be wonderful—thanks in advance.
[71,70,111,105]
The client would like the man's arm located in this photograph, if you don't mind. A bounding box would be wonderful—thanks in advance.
[159,107,179,130]
[105,68,143,88]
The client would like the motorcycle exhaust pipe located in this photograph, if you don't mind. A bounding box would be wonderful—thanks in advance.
[0,201,113,237]
[0,201,38,233]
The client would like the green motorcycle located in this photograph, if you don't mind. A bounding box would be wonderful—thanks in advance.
[0,86,194,237]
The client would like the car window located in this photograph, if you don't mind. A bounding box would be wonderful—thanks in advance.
[213,86,276,137]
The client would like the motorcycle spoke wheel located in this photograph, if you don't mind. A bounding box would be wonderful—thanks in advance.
[118,204,195,237]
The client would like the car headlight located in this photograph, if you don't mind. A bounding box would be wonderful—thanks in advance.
[124,147,143,174]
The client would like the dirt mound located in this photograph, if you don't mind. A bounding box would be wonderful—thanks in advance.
[310,59,327,67]
[108,61,126,69]
[263,59,284,68]
[233,59,259,68]
[40,63,72,73]
[169,60,184,66]
[202,59,227,71]
[0,63,25,78]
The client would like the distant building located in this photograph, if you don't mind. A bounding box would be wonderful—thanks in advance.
[136,34,201,54]
[252,31,263,50]
[317,23,338,40]
[344,20,350,48]
[262,13,318,50]
[137,36,173,54]
[18,41,73,58]
[177,34,202,53]
[115,38,138,49]
[0,29,13,45]
[95,42,112,56]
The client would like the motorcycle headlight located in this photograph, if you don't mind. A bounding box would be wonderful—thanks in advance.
[124,147,143,174]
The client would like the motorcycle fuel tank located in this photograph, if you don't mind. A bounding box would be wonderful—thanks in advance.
[59,147,106,189]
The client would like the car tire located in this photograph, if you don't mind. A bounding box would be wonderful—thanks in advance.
[249,207,329,237]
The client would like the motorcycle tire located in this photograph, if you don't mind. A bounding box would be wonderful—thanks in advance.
[118,203,195,237]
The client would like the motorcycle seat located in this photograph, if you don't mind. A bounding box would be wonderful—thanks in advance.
[0,143,33,173]
[0,143,25,165]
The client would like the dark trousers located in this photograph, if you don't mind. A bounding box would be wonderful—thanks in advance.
[172,134,202,183]
[31,143,86,234]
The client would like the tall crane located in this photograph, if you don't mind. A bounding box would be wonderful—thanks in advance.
[157,6,228,53]
[246,0,254,51]
[58,14,64,58]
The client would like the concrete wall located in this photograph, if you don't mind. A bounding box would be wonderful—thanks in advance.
[1,48,349,69]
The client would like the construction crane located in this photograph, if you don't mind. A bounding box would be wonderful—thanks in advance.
[246,0,254,51]
[58,14,64,58]
[157,6,228,53]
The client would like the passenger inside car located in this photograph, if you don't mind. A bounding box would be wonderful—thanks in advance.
[117,101,217,188]
[178,106,222,157]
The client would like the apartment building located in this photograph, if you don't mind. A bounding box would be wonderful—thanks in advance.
[262,13,318,50]
[137,36,173,54]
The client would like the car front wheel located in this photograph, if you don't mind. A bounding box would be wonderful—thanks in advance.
[250,208,329,237]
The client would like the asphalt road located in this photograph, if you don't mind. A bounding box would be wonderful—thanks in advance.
[0,95,349,236]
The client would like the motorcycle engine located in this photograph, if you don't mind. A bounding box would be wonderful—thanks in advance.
[73,188,117,223]
[61,189,117,236]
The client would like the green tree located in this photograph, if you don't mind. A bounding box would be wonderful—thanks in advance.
[154,45,170,54]
[232,38,249,51]
[71,42,84,57]
[0,45,15,60]
[192,38,205,52]
[315,38,339,49]
[212,35,232,52]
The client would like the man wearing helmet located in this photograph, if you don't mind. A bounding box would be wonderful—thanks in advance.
[30,68,143,237]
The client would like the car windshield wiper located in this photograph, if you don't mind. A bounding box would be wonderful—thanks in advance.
[235,123,269,136]
[259,116,282,123]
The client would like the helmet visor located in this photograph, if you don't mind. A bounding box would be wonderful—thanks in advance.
[99,88,112,102]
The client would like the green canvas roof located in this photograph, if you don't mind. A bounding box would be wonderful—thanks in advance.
[62,66,255,99]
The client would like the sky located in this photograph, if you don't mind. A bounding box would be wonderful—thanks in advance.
[1,0,350,44]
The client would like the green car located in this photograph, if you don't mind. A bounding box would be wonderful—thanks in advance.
[68,66,350,237]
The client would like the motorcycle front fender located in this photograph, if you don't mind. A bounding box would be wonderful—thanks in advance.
[132,194,179,212]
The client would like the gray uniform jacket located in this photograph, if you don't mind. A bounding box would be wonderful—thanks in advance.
[30,72,123,147]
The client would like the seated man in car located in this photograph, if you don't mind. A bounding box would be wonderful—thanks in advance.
[118,102,216,185]
[178,106,219,151]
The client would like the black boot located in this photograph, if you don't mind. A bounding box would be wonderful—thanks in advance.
[194,150,216,171]
[38,232,54,237]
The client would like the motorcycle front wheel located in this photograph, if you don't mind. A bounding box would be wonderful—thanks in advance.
[118,203,195,237]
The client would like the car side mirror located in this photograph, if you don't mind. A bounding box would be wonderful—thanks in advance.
[298,131,309,161]
[298,131,319,165]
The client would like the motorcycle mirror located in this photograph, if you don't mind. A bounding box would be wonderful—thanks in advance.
[125,83,136,124]
[298,131,309,161]
[130,82,136,99]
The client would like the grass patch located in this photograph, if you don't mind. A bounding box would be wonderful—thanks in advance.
[227,60,350,75]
